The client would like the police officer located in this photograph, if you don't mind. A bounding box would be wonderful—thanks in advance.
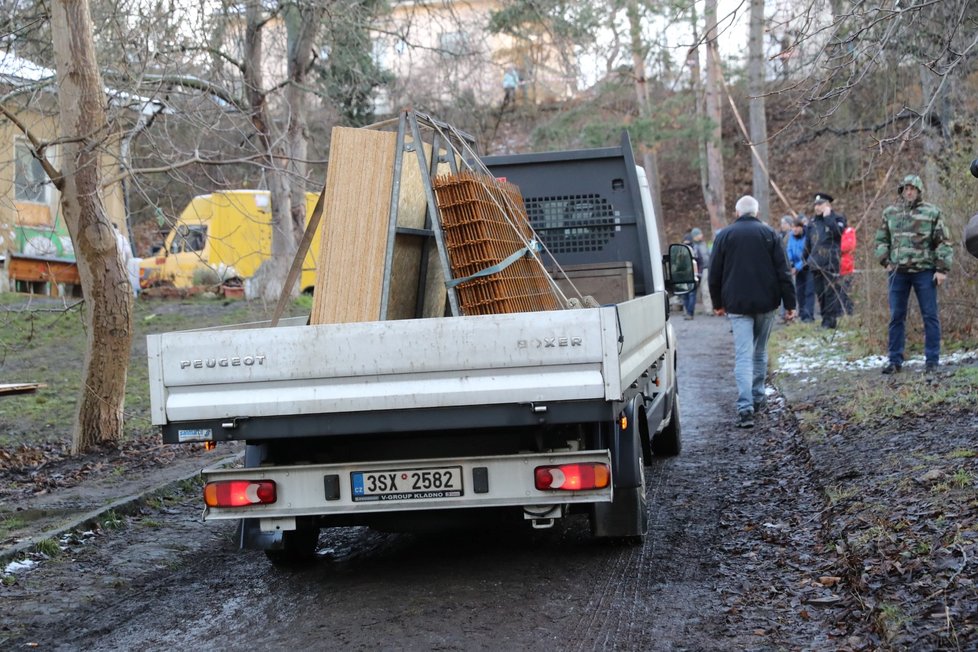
[803,192,846,328]
[874,174,954,374]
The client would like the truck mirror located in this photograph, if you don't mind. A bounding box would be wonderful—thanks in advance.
[665,243,697,295]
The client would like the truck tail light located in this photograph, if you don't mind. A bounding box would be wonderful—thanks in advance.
[204,480,276,507]
[534,463,610,491]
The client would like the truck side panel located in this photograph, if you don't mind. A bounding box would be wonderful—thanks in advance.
[147,295,664,427]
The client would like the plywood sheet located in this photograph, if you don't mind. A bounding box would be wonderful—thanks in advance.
[311,128,397,324]
[311,128,461,324]
[389,141,455,319]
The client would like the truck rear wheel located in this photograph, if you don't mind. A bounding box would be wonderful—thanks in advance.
[264,527,320,566]
[652,390,682,456]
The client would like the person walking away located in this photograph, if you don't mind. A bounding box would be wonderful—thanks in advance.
[778,216,793,246]
[681,230,697,319]
[709,195,797,428]
[804,192,845,328]
[874,174,954,374]
[838,224,856,314]
[691,227,713,313]
[681,227,709,319]
[502,68,519,108]
[786,217,814,321]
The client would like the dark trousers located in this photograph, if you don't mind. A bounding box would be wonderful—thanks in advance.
[887,269,940,365]
[794,268,815,321]
[813,269,841,328]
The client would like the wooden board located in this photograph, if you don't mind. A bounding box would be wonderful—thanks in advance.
[0,382,46,396]
[310,128,457,324]
[388,141,454,319]
[310,128,398,324]
[8,254,80,285]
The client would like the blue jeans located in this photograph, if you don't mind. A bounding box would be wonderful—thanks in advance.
[682,289,697,316]
[728,311,776,414]
[887,269,941,365]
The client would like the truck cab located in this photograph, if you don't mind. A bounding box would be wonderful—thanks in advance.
[140,190,322,293]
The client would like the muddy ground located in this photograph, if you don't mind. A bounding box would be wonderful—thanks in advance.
[1,313,975,650]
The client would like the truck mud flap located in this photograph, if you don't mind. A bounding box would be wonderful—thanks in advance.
[591,487,645,538]
[238,518,283,550]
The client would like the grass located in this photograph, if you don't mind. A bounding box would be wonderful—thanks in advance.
[951,469,974,489]
[814,366,978,429]
[825,484,858,506]
[99,510,126,531]
[0,294,311,449]
[948,449,977,459]
[0,515,28,539]
[32,538,61,557]
[876,602,909,641]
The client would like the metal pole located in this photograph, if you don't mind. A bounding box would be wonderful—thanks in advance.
[379,111,409,320]
[410,112,460,316]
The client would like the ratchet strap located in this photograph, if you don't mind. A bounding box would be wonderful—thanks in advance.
[446,240,542,289]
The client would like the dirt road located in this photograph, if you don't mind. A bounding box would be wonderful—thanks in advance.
[2,315,839,650]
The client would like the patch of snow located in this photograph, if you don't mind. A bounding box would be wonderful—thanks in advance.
[4,558,38,575]
[777,332,978,376]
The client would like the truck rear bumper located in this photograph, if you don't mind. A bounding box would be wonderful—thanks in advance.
[202,450,613,527]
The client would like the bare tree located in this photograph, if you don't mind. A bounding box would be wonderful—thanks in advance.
[747,0,770,219]
[626,0,666,240]
[703,0,727,235]
[49,0,133,453]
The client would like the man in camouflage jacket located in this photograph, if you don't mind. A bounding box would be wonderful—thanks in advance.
[874,174,954,374]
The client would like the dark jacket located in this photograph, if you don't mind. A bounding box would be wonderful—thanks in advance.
[708,215,796,315]
[804,210,846,273]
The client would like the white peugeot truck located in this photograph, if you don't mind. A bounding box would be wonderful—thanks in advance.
[147,128,695,563]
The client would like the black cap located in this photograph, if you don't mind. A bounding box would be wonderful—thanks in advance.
[971,158,978,179]
[813,192,833,204]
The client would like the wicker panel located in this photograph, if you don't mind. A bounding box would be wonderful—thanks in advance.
[433,172,562,315]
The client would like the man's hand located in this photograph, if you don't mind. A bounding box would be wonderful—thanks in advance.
[784,309,797,322]
[934,271,947,287]
[714,308,726,317]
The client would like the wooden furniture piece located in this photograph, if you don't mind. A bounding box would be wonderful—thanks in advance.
[6,252,81,297]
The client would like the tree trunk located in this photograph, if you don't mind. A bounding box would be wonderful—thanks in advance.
[688,6,711,229]
[748,0,770,221]
[243,0,295,302]
[626,0,666,245]
[285,3,323,251]
[703,0,727,236]
[50,0,133,454]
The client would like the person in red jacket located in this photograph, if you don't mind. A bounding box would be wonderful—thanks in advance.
[838,225,856,315]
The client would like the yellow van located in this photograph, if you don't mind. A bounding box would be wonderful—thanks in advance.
[139,190,322,293]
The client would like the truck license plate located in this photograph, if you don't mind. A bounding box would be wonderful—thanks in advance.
[351,466,463,502]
